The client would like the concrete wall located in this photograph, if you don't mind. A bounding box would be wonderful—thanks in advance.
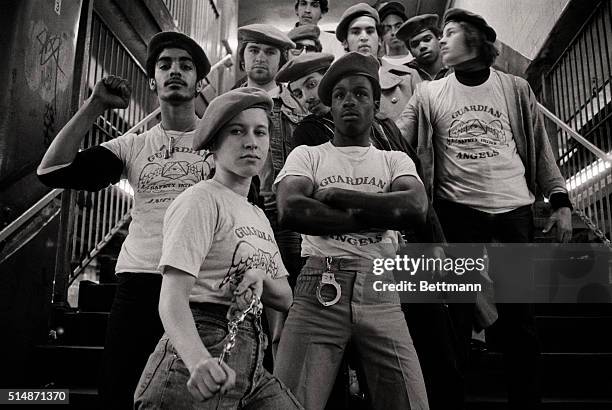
[238,0,447,32]
[451,0,570,59]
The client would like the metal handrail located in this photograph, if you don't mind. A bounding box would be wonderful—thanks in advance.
[0,53,233,249]
[0,188,63,243]
[537,102,612,164]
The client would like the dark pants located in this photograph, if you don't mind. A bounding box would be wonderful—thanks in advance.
[435,199,541,410]
[100,273,163,410]
[402,303,464,410]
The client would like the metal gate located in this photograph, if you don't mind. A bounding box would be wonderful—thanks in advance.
[67,11,153,285]
[544,0,612,240]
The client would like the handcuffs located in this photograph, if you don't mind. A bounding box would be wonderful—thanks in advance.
[316,257,342,307]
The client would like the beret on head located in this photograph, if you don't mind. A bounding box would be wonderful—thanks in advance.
[288,24,321,42]
[193,88,273,151]
[336,3,380,42]
[146,31,211,81]
[443,8,496,42]
[397,14,439,42]
[317,51,380,106]
[378,2,407,22]
[275,52,334,83]
[238,24,296,50]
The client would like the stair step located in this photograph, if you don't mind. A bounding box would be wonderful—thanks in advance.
[32,345,104,388]
[53,311,109,346]
[467,396,612,410]
[467,352,612,399]
[77,281,117,312]
[68,387,101,410]
[535,315,612,352]
[535,303,612,316]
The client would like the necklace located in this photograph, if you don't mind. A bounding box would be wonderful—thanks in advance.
[159,123,192,159]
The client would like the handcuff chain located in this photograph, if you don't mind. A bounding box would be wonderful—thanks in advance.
[218,296,261,365]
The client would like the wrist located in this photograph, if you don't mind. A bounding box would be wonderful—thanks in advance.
[187,352,213,373]
[549,192,573,211]
[86,96,108,113]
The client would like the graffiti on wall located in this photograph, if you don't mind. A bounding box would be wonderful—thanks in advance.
[24,21,71,146]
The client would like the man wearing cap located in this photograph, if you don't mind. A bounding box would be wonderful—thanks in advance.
[274,51,429,410]
[37,32,213,409]
[237,23,308,363]
[397,14,448,81]
[287,24,323,61]
[397,9,573,409]
[336,2,420,121]
[378,1,413,66]
[276,51,409,152]
[293,0,345,58]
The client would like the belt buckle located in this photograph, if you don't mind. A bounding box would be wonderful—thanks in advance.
[316,257,341,307]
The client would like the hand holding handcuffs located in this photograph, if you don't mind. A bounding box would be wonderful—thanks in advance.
[316,257,342,307]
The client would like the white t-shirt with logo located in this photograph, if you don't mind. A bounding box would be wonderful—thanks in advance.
[101,124,213,274]
[274,142,422,260]
[429,71,534,213]
[159,179,289,305]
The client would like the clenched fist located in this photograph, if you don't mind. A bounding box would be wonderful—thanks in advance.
[187,357,236,401]
[90,75,131,110]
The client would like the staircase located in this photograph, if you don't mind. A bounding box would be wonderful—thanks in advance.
[465,203,612,410]
[30,229,126,409]
[26,201,612,409]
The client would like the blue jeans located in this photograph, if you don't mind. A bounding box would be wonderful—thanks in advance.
[275,257,429,410]
[134,303,302,409]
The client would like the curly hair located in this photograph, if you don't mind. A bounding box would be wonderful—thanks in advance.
[457,21,499,67]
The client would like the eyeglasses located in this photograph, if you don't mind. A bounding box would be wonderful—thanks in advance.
[290,43,319,55]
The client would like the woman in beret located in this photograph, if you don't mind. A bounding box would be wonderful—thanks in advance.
[134,88,300,409]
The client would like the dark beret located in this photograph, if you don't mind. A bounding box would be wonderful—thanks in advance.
[288,24,321,42]
[193,87,273,151]
[146,31,211,81]
[443,8,496,42]
[378,2,407,22]
[336,3,380,42]
[276,52,334,83]
[238,24,296,50]
[318,51,380,106]
[396,14,439,42]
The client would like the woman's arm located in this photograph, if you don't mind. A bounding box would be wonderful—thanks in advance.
[262,275,292,311]
[159,268,236,400]
[233,269,293,312]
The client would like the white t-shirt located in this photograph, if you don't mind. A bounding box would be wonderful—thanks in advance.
[429,72,534,213]
[159,180,289,305]
[274,142,422,260]
[101,124,213,274]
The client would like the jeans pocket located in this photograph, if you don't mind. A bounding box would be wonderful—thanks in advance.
[134,336,171,400]
[294,268,319,298]
[194,322,230,357]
